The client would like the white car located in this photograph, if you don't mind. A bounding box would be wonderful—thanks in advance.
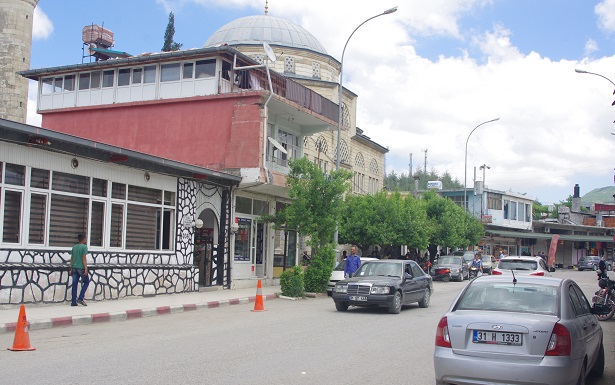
[492,255,553,277]
[326,257,378,296]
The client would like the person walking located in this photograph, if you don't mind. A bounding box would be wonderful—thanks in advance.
[344,246,361,278]
[70,233,90,306]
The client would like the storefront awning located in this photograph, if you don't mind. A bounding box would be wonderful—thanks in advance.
[485,229,613,243]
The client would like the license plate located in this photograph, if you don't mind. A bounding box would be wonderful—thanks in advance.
[349,296,368,301]
[473,330,522,345]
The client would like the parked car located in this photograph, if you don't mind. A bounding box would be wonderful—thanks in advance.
[332,260,433,314]
[578,256,601,271]
[434,275,609,385]
[452,250,476,267]
[492,255,552,276]
[432,255,468,282]
[326,257,378,296]
[481,254,497,274]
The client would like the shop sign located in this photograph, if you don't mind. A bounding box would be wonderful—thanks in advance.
[481,215,492,223]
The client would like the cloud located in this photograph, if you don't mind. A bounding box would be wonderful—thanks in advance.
[584,38,599,57]
[596,0,615,32]
[32,7,53,40]
[26,80,42,127]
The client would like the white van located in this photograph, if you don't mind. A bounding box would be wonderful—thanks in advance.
[326,257,379,296]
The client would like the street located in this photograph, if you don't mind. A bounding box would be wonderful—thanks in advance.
[0,269,614,385]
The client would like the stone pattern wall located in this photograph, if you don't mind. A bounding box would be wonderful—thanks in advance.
[0,0,38,123]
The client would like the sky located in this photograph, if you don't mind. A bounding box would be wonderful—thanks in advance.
[27,0,615,205]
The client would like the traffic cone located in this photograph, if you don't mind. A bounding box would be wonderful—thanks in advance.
[251,279,266,312]
[8,304,35,351]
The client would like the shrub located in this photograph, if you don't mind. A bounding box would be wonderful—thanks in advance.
[280,265,304,298]
[304,244,336,293]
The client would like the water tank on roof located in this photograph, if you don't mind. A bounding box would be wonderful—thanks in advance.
[82,24,114,48]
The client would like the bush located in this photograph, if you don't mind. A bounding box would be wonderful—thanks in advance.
[304,244,336,293]
[280,265,304,298]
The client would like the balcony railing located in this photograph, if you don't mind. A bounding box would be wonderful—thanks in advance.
[218,67,339,123]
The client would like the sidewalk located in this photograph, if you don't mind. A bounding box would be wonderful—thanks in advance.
[0,284,281,334]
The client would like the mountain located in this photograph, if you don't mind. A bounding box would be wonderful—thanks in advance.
[581,186,615,205]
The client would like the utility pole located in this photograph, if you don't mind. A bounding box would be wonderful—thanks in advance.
[422,148,428,175]
[409,153,413,177]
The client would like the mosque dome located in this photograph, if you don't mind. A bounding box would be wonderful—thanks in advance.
[204,15,328,55]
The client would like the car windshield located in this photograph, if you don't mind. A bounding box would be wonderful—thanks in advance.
[498,259,537,271]
[438,256,461,265]
[455,282,558,315]
[334,260,346,271]
[452,251,464,256]
[481,255,492,263]
[354,262,401,278]
[463,254,475,262]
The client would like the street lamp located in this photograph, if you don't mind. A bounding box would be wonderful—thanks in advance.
[464,118,499,212]
[479,164,491,186]
[575,69,615,88]
[336,6,398,172]
[333,6,397,246]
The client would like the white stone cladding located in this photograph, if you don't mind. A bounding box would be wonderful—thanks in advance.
[0,0,38,123]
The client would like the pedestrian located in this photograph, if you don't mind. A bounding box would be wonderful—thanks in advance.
[302,251,311,266]
[599,256,607,277]
[70,233,90,306]
[344,246,361,278]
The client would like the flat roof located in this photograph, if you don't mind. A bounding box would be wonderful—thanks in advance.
[0,118,241,187]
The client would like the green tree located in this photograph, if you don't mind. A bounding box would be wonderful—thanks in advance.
[267,158,352,292]
[533,200,551,219]
[162,12,183,52]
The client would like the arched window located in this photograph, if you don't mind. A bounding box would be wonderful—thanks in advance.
[339,140,349,165]
[316,136,328,155]
[370,159,379,175]
[355,152,364,170]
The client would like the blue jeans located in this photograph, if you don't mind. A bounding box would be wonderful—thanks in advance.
[71,269,90,304]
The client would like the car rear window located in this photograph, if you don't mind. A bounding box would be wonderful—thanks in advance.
[455,282,558,315]
[438,257,461,265]
[498,259,537,271]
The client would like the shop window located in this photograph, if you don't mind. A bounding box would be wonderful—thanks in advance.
[253,199,269,216]
[125,204,158,249]
[110,203,124,248]
[128,185,161,204]
[28,193,46,244]
[112,182,126,199]
[2,190,22,243]
[236,196,252,214]
[503,200,510,219]
[52,172,89,194]
[164,191,175,206]
[49,194,88,247]
[5,164,25,186]
[90,201,104,247]
[92,178,107,197]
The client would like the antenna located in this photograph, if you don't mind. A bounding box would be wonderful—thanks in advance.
[422,148,428,173]
[263,42,277,63]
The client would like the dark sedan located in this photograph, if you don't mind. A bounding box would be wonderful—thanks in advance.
[432,255,468,282]
[332,260,433,314]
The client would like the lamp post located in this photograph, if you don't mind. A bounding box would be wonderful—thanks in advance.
[479,164,490,218]
[333,6,397,246]
[575,69,615,87]
[479,164,491,186]
[464,118,499,212]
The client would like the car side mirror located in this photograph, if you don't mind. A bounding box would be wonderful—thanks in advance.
[404,272,413,279]
[591,303,612,315]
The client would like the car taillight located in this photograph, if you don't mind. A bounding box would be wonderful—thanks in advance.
[491,270,502,275]
[545,323,571,356]
[530,271,545,276]
[435,317,451,348]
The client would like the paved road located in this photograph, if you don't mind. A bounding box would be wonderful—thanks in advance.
[0,269,613,385]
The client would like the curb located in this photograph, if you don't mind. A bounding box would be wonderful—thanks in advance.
[0,293,278,334]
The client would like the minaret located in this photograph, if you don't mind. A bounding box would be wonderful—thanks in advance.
[0,0,39,123]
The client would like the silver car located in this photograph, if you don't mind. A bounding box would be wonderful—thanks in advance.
[434,275,607,385]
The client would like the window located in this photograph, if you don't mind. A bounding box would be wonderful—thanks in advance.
[102,70,115,88]
[504,200,510,219]
[143,66,156,84]
[5,164,25,186]
[112,182,126,199]
[42,78,53,94]
[183,62,193,79]
[78,73,90,90]
[91,71,101,89]
[236,196,252,214]
[110,204,123,248]
[511,201,518,220]
[30,168,49,189]
[2,190,22,243]
[53,77,63,93]
[161,63,181,82]
[118,68,131,86]
[28,194,46,244]
[277,129,299,166]
[126,204,158,249]
[487,193,502,210]
[92,178,107,197]
[90,201,104,247]
[525,203,531,222]
[52,172,89,194]
[312,62,320,79]
[518,203,525,224]
[284,56,295,73]
[64,75,75,91]
[195,59,216,78]
[132,68,142,84]
[49,194,88,247]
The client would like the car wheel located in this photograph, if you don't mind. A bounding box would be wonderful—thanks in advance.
[456,273,463,282]
[419,289,431,308]
[589,343,605,378]
[335,301,348,312]
[593,264,598,271]
[388,291,402,314]
[576,361,586,385]
[441,274,450,283]
[578,268,584,271]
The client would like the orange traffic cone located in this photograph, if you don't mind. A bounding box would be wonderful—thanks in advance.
[8,304,35,351]
[251,279,266,312]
